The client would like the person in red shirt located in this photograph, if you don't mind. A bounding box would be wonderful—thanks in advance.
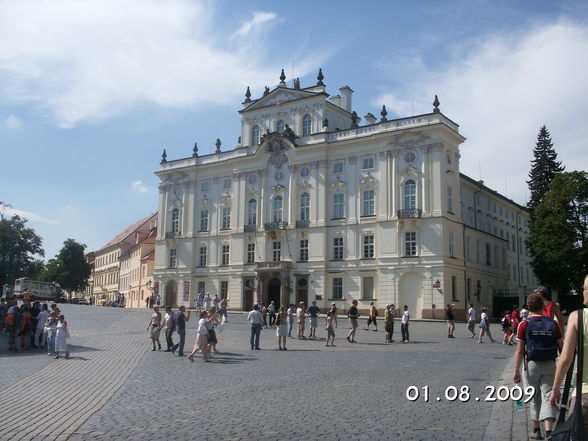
[539,289,565,330]
[510,305,521,344]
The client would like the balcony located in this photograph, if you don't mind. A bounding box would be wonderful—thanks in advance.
[244,224,257,233]
[296,220,309,228]
[255,261,292,272]
[397,209,423,219]
[264,221,288,231]
[165,231,181,239]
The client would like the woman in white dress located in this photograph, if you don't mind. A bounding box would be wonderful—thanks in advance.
[54,314,69,359]
[276,306,288,350]
[187,311,212,362]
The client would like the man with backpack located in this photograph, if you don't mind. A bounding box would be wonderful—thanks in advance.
[513,292,564,440]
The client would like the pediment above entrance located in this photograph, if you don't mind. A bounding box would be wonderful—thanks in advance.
[241,87,322,112]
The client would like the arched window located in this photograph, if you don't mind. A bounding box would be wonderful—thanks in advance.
[277,120,285,133]
[404,180,416,209]
[273,196,283,222]
[171,208,180,233]
[302,114,311,136]
[252,125,260,145]
[247,199,257,225]
[300,193,310,221]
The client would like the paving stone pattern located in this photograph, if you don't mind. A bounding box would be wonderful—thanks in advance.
[1,307,530,440]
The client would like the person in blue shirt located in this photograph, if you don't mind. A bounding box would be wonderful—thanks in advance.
[307,300,320,339]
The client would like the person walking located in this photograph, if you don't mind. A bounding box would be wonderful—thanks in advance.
[219,298,228,322]
[466,303,477,338]
[501,310,513,345]
[296,302,306,339]
[213,294,220,310]
[206,306,221,355]
[325,311,335,347]
[147,306,162,351]
[401,305,410,343]
[35,303,50,347]
[514,292,563,439]
[511,305,521,342]
[287,304,295,338]
[45,311,59,356]
[53,314,70,359]
[276,306,288,350]
[446,304,455,338]
[6,301,22,352]
[330,303,338,328]
[187,311,211,362]
[366,302,378,332]
[163,306,176,352]
[203,292,212,311]
[268,301,277,328]
[20,304,34,350]
[248,304,263,350]
[478,307,495,343]
[346,299,359,343]
[520,304,529,321]
[307,300,320,339]
[384,304,394,343]
[29,301,40,347]
[171,306,190,357]
[549,274,588,437]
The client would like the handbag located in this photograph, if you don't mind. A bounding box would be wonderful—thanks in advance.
[549,308,586,441]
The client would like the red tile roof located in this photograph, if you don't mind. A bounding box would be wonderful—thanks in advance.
[98,212,158,251]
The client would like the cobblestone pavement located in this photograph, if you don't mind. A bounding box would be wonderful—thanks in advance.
[1,306,528,440]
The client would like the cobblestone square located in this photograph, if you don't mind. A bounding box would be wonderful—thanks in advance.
[0,305,525,440]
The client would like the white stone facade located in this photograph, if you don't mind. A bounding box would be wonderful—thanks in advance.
[154,74,534,318]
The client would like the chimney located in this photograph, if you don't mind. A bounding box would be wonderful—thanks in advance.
[329,94,341,108]
[364,113,376,125]
[339,86,353,112]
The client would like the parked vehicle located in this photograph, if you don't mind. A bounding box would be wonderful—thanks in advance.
[13,278,63,302]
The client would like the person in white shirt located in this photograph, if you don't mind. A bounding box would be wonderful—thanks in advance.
[478,307,496,343]
[401,305,410,343]
[163,306,176,352]
[247,304,263,350]
[35,304,50,347]
[467,303,477,338]
[203,293,212,311]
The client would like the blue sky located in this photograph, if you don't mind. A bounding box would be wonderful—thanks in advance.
[1,0,587,261]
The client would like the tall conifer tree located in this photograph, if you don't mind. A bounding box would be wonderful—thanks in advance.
[527,125,564,212]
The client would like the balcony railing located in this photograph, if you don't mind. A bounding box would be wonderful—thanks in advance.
[397,209,423,219]
[264,221,288,231]
[244,224,257,232]
[165,231,181,239]
[296,220,309,228]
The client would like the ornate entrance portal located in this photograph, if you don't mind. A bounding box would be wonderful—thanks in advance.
[254,261,292,308]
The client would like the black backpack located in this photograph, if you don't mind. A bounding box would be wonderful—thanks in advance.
[525,316,558,361]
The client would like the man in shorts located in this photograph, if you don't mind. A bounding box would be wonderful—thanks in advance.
[346,299,359,343]
[307,300,320,339]
[446,303,455,338]
[325,311,335,347]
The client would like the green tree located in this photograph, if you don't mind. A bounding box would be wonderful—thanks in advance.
[527,125,565,212]
[40,239,91,297]
[527,171,588,295]
[0,202,45,289]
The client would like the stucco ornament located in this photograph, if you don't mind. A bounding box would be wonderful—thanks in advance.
[265,134,290,169]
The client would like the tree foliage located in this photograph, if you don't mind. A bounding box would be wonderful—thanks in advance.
[527,172,588,295]
[0,202,45,288]
[527,125,565,212]
[40,239,91,295]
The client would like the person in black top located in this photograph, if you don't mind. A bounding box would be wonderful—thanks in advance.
[346,299,359,343]
[29,301,41,347]
[446,304,455,338]
[171,305,190,357]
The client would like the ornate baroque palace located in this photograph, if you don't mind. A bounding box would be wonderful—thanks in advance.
[154,70,534,318]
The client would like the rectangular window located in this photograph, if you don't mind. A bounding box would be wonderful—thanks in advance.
[272,241,281,261]
[201,181,209,192]
[222,207,231,229]
[333,193,345,219]
[362,276,374,300]
[299,239,308,262]
[247,243,255,264]
[200,210,209,232]
[221,245,230,266]
[465,236,470,261]
[333,160,344,174]
[363,235,374,259]
[451,276,457,301]
[447,186,453,213]
[494,245,499,267]
[332,277,343,300]
[405,232,417,256]
[363,190,375,216]
[467,278,471,300]
[485,243,491,266]
[197,281,205,295]
[223,178,232,189]
[477,240,481,263]
[449,232,455,257]
[333,237,343,260]
[169,249,177,268]
[362,156,374,169]
[199,247,207,267]
[220,281,228,298]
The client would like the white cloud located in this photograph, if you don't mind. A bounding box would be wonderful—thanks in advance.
[0,1,324,128]
[2,115,23,129]
[131,180,150,193]
[232,12,278,39]
[374,20,588,205]
[2,206,60,225]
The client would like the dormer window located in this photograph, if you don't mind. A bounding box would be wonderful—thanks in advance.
[277,120,285,133]
[252,125,260,145]
[302,114,312,136]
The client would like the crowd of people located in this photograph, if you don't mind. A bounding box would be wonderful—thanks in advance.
[0,294,70,359]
